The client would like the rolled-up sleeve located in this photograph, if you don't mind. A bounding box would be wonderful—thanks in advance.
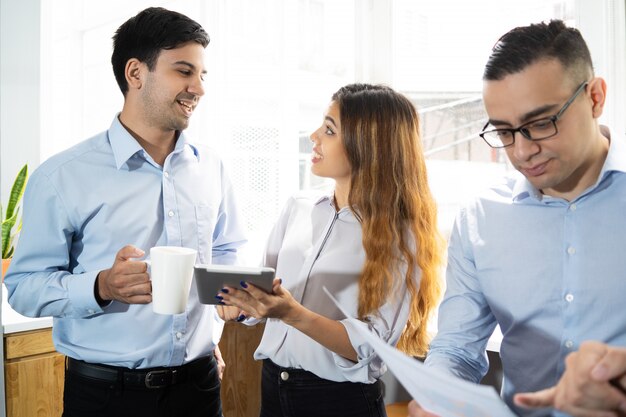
[337,289,410,382]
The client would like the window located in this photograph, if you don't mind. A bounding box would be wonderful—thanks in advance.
[39,0,596,262]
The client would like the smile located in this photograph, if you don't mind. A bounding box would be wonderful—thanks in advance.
[177,100,194,117]
[521,161,549,177]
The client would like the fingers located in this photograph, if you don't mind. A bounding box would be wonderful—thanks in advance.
[271,277,283,292]
[216,305,242,321]
[116,245,145,262]
[407,400,441,417]
[236,312,248,322]
[514,387,556,408]
[108,275,152,303]
[244,280,274,298]
[591,346,626,383]
[521,342,626,416]
[98,245,151,304]
[218,277,294,321]
[213,346,225,381]
[224,287,257,309]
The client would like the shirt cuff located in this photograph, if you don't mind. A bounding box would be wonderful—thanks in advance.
[66,270,105,317]
[332,318,386,383]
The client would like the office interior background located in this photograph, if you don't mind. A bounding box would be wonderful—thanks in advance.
[0,0,624,414]
[2,0,625,262]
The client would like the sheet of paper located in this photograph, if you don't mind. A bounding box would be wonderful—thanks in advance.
[323,287,518,417]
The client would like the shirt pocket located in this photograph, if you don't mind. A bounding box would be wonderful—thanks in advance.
[195,204,218,264]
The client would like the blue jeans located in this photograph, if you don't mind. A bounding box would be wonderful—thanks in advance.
[260,359,387,417]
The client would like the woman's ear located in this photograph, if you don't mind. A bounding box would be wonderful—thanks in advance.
[125,58,144,90]
[588,77,607,119]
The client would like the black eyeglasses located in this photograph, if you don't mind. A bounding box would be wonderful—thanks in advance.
[479,81,589,149]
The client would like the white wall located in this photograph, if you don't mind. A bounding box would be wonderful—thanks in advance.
[577,0,626,137]
[0,0,41,207]
[0,3,40,413]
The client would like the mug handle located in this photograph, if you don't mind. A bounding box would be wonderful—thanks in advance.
[141,259,151,274]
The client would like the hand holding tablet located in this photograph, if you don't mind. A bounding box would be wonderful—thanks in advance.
[194,264,276,305]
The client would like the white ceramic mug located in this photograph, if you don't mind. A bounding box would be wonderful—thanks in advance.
[148,246,197,314]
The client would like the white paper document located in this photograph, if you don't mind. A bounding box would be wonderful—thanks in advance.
[323,287,517,417]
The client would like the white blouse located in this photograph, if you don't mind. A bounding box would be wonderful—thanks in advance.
[253,193,415,383]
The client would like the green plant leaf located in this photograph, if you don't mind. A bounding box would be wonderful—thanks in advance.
[2,164,28,259]
[2,211,18,258]
[5,164,28,221]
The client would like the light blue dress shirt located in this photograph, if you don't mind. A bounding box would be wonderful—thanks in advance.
[4,115,247,368]
[253,193,413,383]
[425,127,626,416]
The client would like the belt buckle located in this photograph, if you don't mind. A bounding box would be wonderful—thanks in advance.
[144,369,172,389]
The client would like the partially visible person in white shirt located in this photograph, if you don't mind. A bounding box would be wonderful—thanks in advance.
[217,83,445,417]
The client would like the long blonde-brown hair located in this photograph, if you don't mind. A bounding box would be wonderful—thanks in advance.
[332,84,444,357]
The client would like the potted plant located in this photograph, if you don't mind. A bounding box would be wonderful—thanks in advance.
[2,164,28,278]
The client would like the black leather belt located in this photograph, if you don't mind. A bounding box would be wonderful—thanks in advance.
[66,355,213,389]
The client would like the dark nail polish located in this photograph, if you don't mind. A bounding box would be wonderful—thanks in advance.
[236,314,246,322]
[240,281,248,288]
[218,301,226,305]
[215,295,223,300]
[220,288,229,294]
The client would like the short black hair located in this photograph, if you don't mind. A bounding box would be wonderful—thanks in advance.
[111,7,210,95]
[483,20,593,82]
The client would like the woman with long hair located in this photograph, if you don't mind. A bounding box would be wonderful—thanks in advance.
[219,83,444,417]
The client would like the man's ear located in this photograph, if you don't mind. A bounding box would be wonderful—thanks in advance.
[588,77,607,119]
[125,58,144,90]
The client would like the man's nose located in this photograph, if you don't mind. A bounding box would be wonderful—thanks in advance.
[511,132,540,161]
[188,76,205,97]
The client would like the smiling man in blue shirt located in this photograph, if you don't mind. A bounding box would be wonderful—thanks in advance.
[4,7,246,417]
[409,20,626,417]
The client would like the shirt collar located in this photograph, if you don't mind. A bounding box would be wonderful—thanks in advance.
[512,125,624,203]
[315,194,334,206]
[314,193,359,220]
[108,114,200,169]
[598,125,626,178]
[511,174,542,202]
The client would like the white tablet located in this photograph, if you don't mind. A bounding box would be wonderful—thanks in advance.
[194,264,275,305]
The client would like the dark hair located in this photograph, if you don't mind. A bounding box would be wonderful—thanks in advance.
[111,7,210,95]
[483,20,593,82]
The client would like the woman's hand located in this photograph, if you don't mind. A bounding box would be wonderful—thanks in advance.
[219,278,358,361]
[218,278,303,323]
[213,345,226,381]
[215,304,247,322]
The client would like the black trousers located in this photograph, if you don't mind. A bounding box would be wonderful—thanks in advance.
[62,356,222,417]
[260,359,387,417]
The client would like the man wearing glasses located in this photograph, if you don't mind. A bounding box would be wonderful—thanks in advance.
[409,20,626,417]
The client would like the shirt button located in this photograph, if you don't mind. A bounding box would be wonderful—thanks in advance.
[567,247,576,255]
[565,340,574,349]
[569,203,577,211]
[168,210,175,217]
[164,171,170,179]
[565,293,574,302]
[88,309,95,314]
[280,371,289,381]
[176,332,183,340]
